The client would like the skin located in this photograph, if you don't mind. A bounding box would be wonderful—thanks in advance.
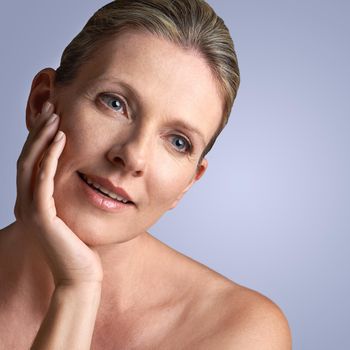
[0,31,292,349]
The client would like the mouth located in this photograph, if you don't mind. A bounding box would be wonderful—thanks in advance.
[77,172,135,206]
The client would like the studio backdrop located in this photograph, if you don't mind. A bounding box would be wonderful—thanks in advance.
[1,1,349,349]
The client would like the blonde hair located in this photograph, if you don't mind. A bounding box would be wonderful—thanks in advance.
[55,0,240,159]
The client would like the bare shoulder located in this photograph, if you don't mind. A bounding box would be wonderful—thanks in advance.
[197,277,292,349]
[173,253,292,349]
[0,224,13,256]
[144,236,292,349]
[0,223,18,258]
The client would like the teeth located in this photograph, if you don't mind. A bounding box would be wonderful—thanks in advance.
[83,174,129,203]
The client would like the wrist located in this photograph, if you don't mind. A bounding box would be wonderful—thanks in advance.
[54,282,102,304]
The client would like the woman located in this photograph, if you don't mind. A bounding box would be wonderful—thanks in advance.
[0,0,291,348]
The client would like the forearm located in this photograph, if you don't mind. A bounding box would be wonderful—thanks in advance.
[31,283,102,350]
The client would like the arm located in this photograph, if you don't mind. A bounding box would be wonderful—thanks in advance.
[31,283,101,350]
[15,100,103,348]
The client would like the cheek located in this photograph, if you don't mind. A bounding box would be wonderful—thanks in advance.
[57,111,106,167]
[148,157,194,209]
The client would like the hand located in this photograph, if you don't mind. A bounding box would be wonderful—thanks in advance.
[14,101,103,286]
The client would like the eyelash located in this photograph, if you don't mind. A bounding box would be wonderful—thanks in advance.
[169,134,193,154]
[99,93,193,155]
[99,93,127,115]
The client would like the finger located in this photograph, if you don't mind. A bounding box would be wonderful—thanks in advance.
[16,102,53,177]
[18,107,56,169]
[22,101,54,147]
[17,113,59,197]
[33,130,66,219]
[35,115,61,169]
[16,113,60,213]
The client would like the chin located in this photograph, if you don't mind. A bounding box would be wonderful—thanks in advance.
[53,198,141,247]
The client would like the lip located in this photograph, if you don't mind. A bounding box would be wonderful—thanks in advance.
[78,171,134,204]
[77,172,135,213]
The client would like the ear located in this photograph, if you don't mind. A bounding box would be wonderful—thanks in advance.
[169,158,208,210]
[26,68,57,131]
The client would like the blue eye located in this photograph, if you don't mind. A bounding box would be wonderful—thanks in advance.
[170,135,191,153]
[100,94,126,114]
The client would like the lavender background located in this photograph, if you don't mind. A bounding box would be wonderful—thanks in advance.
[1,1,349,348]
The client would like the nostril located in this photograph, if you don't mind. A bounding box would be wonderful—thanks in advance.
[107,143,147,175]
[111,156,125,167]
[133,170,143,177]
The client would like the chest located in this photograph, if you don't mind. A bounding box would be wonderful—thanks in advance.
[90,321,207,350]
[0,303,43,349]
[90,302,215,349]
[0,293,220,349]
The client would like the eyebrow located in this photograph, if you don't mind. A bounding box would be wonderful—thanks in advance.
[88,77,142,102]
[88,77,207,146]
[166,118,206,146]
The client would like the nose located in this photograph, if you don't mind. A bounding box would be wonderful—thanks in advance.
[106,127,150,177]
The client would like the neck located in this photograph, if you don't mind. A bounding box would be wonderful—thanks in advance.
[4,221,160,314]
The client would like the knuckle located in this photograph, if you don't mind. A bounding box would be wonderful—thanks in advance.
[16,156,22,169]
[14,202,21,220]
[31,200,44,221]
[31,211,43,226]
[17,157,30,172]
[37,170,49,182]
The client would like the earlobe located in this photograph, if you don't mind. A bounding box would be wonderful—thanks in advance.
[194,158,208,181]
[26,68,57,131]
[168,158,208,210]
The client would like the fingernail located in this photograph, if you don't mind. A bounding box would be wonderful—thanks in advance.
[46,113,59,125]
[54,130,64,142]
[42,101,53,114]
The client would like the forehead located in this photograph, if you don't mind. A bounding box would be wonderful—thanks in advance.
[73,31,223,144]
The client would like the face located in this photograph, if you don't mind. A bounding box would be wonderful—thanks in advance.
[31,31,223,246]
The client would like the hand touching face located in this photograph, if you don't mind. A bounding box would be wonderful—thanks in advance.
[16,101,103,285]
